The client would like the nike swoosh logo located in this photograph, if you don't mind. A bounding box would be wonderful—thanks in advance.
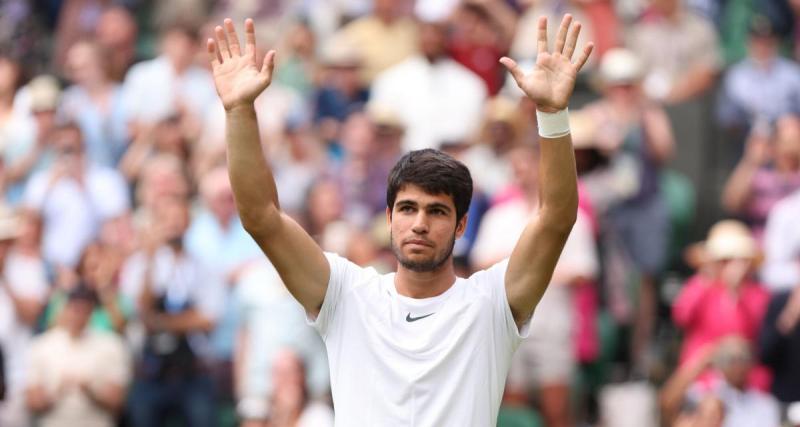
[406,312,435,322]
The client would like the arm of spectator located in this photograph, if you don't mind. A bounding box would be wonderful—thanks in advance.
[25,385,54,414]
[761,198,800,290]
[500,15,593,326]
[234,326,250,401]
[672,275,711,329]
[208,19,330,315]
[721,133,769,213]
[118,124,155,182]
[79,381,126,414]
[663,64,718,104]
[641,106,675,164]
[0,280,44,327]
[659,344,716,426]
[148,309,215,334]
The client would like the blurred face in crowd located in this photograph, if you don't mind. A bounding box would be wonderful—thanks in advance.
[389,184,464,273]
[652,0,681,17]
[341,113,374,158]
[605,81,642,106]
[161,28,197,71]
[63,297,95,335]
[306,179,344,234]
[748,34,779,63]
[510,145,539,195]
[53,126,85,163]
[202,169,237,224]
[154,115,187,157]
[16,209,42,250]
[286,23,315,57]
[66,41,108,87]
[419,22,448,61]
[271,349,306,392]
[716,341,753,390]
[97,7,137,54]
[153,196,191,245]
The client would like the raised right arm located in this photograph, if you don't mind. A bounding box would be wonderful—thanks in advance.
[208,19,329,313]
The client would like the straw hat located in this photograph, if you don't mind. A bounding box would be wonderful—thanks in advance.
[704,220,759,262]
[27,75,61,112]
[598,48,644,86]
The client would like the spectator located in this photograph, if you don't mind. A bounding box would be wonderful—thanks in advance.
[259,349,333,427]
[370,19,487,151]
[314,37,370,144]
[461,96,521,197]
[759,280,800,404]
[45,241,132,334]
[121,23,217,129]
[660,338,781,427]
[60,40,129,167]
[722,115,800,241]
[761,186,800,292]
[0,207,47,427]
[584,48,675,367]
[627,0,721,103]
[673,220,770,367]
[338,0,418,83]
[272,22,317,98]
[22,122,130,269]
[717,16,800,130]
[234,264,329,425]
[120,195,224,427]
[95,6,139,82]
[448,0,518,95]
[471,144,599,427]
[119,114,192,183]
[3,74,62,205]
[185,166,263,404]
[25,285,131,427]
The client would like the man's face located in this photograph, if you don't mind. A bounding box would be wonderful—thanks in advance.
[388,184,466,272]
[53,128,85,160]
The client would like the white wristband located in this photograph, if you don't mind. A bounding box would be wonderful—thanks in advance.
[536,108,570,138]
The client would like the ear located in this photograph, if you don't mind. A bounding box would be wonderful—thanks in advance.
[386,206,392,226]
[455,213,468,239]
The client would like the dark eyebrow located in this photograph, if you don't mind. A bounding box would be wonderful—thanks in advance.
[395,200,418,208]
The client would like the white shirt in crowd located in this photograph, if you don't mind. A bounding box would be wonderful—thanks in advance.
[310,253,527,427]
[0,250,49,425]
[26,328,132,427]
[121,56,218,125]
[761,188,800,291]
[371,55,487,151]
[23,165,129,267]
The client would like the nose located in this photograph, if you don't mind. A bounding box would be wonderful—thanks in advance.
[411,211,429,235]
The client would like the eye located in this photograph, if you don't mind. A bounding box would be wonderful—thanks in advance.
[431,208,446,216]
[398,205,414,213]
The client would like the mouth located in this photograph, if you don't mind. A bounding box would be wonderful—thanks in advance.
[404,239,433,248]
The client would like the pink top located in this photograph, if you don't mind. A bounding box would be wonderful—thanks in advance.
[672,274,770,365]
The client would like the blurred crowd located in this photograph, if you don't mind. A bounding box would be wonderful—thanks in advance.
[0,0,799,426]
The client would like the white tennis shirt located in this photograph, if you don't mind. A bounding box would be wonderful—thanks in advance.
[308,253,529,426]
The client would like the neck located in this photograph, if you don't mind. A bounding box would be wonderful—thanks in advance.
[394,260,456,299]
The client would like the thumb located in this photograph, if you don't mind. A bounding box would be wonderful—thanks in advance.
[499,57,525,87]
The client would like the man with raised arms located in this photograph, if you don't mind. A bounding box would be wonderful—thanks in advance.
[207,14,593,426]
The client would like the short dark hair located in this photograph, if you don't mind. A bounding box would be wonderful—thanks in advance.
[386,149,473,222]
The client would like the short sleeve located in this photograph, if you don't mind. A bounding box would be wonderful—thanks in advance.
[474,260,531,351]
[307,252,363,338]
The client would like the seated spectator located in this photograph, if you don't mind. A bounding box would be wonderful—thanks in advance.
[120,195,224,427]
[759,280,800,404]
[60,40,129,167]
[0,207,47,427]
[251,349,333,427]
[660,337,781,427]
[471,144,599,427]
[314,37,369,144]
[673,220,770,367]
[461,96,521,198]
[22,122,130,269]
[337,0,418,84]
[121,22,217,129]
[761,186,800,292]
[717,16,800,131]
[584,47,675,367]
[119,113,192,183]
[722,115,800,242]
[370,19,487,151]
[448,0,517,95]
[234,264,329,425]
[45,241,132,334]
[25,285,131,427]
[627,0,721,103]
[95,6,139,82]
[272,21,316,98]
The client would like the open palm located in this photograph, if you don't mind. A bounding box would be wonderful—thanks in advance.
[207,19,276,111]
[501,15,593,112]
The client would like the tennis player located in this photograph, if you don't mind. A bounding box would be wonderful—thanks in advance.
[207,14,593,426]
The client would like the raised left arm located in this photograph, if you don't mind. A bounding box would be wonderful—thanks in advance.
[500,14,593,326]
